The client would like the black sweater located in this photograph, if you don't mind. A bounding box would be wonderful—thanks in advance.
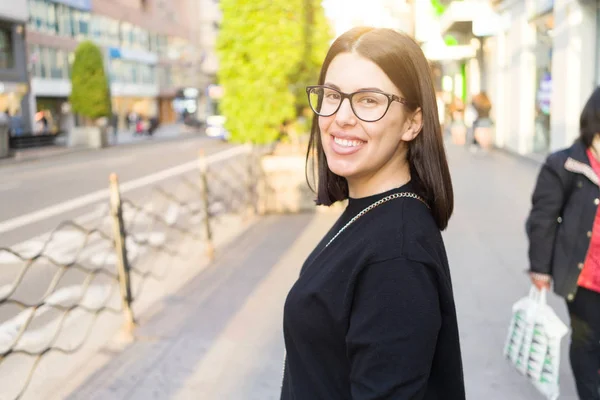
[281,182,465,400]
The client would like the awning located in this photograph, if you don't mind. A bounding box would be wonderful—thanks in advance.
[440,1,504,37]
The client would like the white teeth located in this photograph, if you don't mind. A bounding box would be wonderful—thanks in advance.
[334,137,363,147]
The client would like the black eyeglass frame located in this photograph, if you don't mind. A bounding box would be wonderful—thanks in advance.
[306,85,413,122]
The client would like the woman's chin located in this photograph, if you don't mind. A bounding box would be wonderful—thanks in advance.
[327,160,358,179]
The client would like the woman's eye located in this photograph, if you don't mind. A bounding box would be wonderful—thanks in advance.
[359,97,379,105]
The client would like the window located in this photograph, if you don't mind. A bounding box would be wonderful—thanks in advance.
[138,28,149,51]
[57,5,74,37]
[28,0,46,32]
[46,2,57,34]
[30,45,71,79]
[157,35,168,57]
[0,27,13,69]
[110,59,156,85]
[158,65,171,87]
[39,47,48,78]
[120,22,132,48]
[109,19,119,47]
[28,0,91,39]
[73,10,90,40]
[67,52,74,78]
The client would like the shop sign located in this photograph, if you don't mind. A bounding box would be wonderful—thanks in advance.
[108,47,158,65]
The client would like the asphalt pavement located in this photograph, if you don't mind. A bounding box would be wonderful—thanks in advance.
[0,134,232,246]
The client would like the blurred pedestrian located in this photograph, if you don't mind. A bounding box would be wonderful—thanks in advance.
[449,97,467,146]
[281,27,465,400]
[526,86,600,400]
[472,92,494,151]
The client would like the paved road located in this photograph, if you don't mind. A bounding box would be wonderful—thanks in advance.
[61,143,581,400]
[0,135,233,246]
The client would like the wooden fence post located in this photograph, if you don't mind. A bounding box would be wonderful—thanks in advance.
[198,150,215,261]
[245,143,258,221]
[108,173,135,336]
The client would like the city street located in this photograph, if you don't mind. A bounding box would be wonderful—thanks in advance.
[54,142,580,400]
[0,134,233,246]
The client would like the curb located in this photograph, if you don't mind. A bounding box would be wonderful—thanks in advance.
[0,130,205,168]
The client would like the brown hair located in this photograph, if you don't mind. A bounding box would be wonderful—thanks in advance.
[472,92,492,118]
[306,27,454,230]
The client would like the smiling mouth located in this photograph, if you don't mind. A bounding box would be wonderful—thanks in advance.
[332,135,365,148]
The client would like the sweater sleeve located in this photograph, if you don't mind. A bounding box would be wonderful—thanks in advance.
[346,257,441,400]
[526,154,568,275]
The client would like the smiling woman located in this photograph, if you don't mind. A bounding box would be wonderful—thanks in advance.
[281,27,465,400]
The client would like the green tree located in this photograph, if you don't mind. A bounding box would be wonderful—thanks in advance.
[217,0,313,144]
[291,0,333,115]
[69,41,112,122]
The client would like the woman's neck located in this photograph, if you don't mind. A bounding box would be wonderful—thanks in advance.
[347,161,411,199]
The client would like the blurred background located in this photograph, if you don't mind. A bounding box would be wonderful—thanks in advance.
[0,0,580,157]
[0,0,594,399]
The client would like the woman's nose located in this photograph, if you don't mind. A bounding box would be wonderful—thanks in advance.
[334,98,357,126]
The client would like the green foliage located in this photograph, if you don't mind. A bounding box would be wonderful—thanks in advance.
[430,0,446,17]
[290,0,333,115]
[217,0,332,144]
[69,41,112,121]
[444,34,458,46]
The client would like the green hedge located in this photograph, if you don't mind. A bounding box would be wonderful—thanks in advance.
[70,41,112,121]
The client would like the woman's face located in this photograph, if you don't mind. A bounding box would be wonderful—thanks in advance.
[318,52,421,185]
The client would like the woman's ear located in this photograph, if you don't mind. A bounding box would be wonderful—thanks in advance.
[401,108,423,142]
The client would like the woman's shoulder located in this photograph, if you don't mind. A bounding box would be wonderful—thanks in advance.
[365,197,444,264]
[546,139,585,168]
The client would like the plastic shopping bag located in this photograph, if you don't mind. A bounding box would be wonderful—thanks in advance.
[503,287,569,400]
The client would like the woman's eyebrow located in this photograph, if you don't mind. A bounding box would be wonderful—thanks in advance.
[323,83,385,92]
[358,87,384,92]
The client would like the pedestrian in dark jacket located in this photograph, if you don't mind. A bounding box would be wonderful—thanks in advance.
[281,27,465,400]
[526,86,600,400]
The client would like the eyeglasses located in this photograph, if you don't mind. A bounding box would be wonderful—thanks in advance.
[306,85,411,122]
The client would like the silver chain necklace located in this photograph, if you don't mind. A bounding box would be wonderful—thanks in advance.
[325,192,429,248]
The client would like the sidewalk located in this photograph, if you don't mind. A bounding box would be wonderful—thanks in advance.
[61,143,579,400]
[2,123,201,165]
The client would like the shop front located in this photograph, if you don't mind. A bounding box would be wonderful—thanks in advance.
[0,3,33,141]
[108,46,159,131]
[111,94,158,131]
[34,96,69,134]
[0,81,29,136]
[530,1,554,154]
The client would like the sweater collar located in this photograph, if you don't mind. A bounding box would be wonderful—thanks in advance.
[347,181,414,211]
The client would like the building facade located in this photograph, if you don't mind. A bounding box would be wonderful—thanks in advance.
[436,0,600,159]
[25,0,211,137]
[0,0,32,136]
[488,0,598,157]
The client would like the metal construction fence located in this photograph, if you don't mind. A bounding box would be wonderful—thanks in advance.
[0,144,260,399]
